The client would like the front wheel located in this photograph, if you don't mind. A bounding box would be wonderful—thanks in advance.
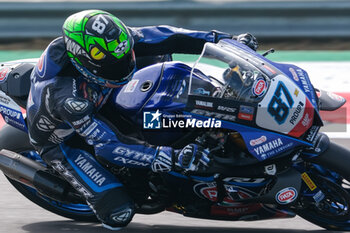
[298,142,350,230]
[297,171,350,230]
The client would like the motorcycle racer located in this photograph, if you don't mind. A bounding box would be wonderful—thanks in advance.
[26,9,258,230]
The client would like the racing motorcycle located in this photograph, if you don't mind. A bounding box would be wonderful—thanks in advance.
[0,39,350,230]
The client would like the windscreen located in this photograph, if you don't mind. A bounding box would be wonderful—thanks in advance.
[189,40,271,104]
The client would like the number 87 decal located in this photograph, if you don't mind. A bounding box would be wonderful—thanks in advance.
[92,15,109,34]
[268,81,294,124]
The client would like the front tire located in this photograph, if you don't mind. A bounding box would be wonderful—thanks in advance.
[298,142,350,230]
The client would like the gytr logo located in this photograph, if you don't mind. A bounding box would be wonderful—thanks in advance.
[143,110,162,129]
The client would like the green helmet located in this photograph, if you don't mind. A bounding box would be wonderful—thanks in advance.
[62,10,136,87]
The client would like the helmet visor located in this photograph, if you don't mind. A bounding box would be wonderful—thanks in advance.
[87,49,136,85]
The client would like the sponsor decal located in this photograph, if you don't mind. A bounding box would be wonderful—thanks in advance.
[113,146,153,167]
[124,79,139,93]
[249,136,267,146]
[194,183,251,205]
[301,113,311,127]
[301,172,317,191]
[275,187,298,204]
[195,100,213,109]
[194,183,263,217]
[0,95,10,105]
[240,105,254,114]
[0,106,21,119]
[113,147,154,162]
[74,154,106,186]
[238,105,254,121]
[72,115,90,127]
[111,208,133,223]
[0,66,10,83]
[191,109,235,122]
[305,125,320,143]
[51,160,93,199]
[72,79,77,96]
[288,98,314,138]
[65,98,89,113]
[313,190,325,203]
[253,138,283,156]
[252,78,267,97]
[36,115,55,132]
[4,115,26,131]
[296,69,310,93]
[289,101,304,125]
[217,105,237,113]
[114,40,129,56]
[80,121,98,136]
[289,68,299,82]
[193,88,210,96]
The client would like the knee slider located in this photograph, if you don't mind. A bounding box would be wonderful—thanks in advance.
[93,187,135,227]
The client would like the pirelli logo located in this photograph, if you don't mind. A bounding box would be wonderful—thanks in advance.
[301,172,317,191]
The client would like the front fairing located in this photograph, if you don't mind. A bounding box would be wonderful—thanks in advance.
[187,40,320,161]
[189,39,321,138]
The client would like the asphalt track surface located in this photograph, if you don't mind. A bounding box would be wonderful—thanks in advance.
[0,172,323,233]
[0,139,348,233]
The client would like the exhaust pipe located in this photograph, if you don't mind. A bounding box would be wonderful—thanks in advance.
[0,149,45,186]
[0,149,83,203]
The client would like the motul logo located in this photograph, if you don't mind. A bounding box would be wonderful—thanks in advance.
[249,136,267,146]
[276,187,297,204]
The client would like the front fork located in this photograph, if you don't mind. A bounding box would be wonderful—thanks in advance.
[294,133,331,205]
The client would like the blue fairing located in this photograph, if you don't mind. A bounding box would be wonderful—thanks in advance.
[112,57,312,161]
[112,61,211,145]
[188,112,312,161]
[111,40,317,160]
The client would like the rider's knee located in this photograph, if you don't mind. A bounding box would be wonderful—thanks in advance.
[93,187,135,228]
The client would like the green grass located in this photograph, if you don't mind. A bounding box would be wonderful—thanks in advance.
[1,50,350,63]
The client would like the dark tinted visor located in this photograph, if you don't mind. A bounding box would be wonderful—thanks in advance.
[95,50,136,83]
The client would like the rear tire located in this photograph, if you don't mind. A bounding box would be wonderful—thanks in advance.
[0,124,97,222]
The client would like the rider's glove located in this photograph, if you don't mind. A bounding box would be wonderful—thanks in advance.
[237,33,258,51]
[175,144,211,172]
[151,144,211,173]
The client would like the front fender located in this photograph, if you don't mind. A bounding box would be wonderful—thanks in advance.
[303,135,350,181]
[302,133,330,159]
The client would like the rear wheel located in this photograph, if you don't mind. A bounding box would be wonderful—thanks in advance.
[0,125,97,222]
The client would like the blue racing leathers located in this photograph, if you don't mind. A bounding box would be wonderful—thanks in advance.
[26,25,234,228]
